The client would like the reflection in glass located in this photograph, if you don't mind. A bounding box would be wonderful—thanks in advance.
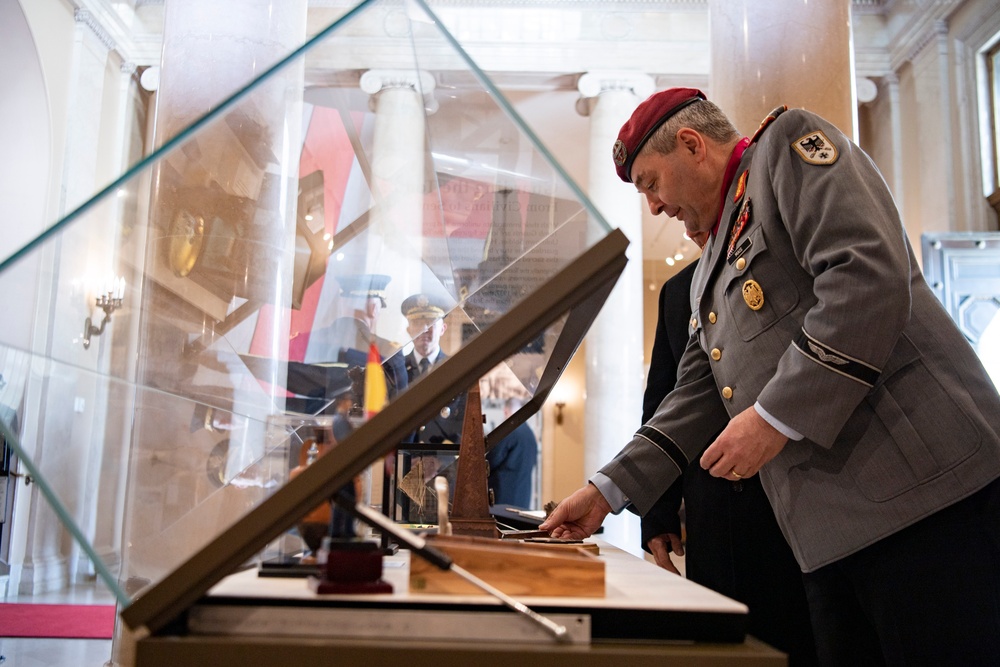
[0,0,612,615]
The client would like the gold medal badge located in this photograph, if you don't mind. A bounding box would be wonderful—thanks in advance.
[742,280,764,311]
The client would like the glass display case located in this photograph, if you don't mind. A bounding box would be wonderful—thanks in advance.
[0,0,626,637]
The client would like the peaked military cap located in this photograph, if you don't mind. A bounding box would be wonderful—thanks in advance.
[401,293,447,320]
[337,273,391,306]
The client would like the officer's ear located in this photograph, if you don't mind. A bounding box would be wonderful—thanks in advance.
[676,127,702,158]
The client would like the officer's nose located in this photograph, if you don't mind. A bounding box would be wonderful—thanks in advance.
[645,194,664,216]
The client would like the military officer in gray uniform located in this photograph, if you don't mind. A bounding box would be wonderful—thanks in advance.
[541,88,1000,665]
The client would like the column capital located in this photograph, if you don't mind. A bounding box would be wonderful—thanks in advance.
[360,69,437,113]
[575,71,654,116]
[856,76,878,104]
[360,69,435,95]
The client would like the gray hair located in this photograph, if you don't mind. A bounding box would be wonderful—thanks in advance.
[644,99,740,156]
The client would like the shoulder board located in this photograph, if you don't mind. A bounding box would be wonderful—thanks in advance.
[750,105,788,145]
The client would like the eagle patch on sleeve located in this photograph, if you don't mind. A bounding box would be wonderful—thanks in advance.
[792,130,838,165]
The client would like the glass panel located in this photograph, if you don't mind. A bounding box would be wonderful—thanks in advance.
[0,0,612,612]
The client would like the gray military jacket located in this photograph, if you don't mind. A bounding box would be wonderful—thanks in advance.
[601,107,1000,572]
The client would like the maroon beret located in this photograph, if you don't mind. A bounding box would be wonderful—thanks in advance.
[612,87,706,183]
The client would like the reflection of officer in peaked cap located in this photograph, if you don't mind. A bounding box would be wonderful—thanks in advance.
[337,273,391,308]
[401,293,447,322]
[401,293,449,373]
[400,292,463,444]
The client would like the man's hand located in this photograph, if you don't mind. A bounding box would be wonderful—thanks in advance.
[539,483,612,539]
[647,533,683,574]
[700,405,788,480]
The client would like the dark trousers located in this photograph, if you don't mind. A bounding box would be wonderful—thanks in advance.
[684,463,818,666]
[802,476,1000,667]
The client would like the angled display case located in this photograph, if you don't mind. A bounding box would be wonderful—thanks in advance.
[0,0,617,621]
[0,2,770,663]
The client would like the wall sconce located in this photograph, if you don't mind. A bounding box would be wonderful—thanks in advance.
[554,402,566,425]
[83,277,125,349]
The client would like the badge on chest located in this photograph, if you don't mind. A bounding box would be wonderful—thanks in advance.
[742,279,764,311]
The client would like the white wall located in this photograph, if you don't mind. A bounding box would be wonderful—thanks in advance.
[0,0,52,261]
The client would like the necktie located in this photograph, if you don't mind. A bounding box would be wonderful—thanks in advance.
[419,357,431,376]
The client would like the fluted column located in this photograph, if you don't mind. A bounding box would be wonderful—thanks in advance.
[12,6,122,600]
[63,10,120,212]
[885,72,904,203]
[577,71,654,556]
[934,20,956,230]
[708,0,855,139]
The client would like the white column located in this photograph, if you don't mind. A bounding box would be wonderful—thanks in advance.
[577,71,654,556]
[708,0,855,139]
[116,4,308,664]
[886,72,904,204]
[61,10,120,211]
[934,20,957,230]
[139,0,309,460]
[359,69,433,342]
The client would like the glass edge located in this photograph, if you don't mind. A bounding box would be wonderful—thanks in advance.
[0,419,130,606]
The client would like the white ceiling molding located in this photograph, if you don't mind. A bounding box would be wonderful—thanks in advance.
[73,8,119,54]
[73,0,907,87]
[71,0,162,65]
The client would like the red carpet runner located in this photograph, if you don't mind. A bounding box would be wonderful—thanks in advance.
[0,603,115,639]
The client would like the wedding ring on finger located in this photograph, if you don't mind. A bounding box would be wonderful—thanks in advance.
[729,468,744,479]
